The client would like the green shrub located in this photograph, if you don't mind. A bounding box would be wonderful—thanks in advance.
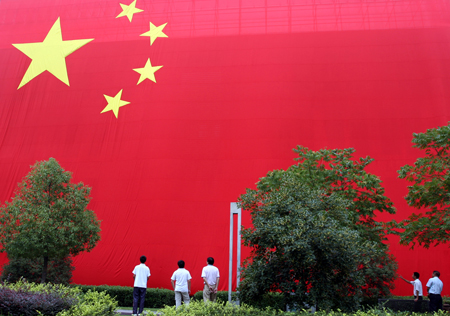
[146,287,175,307]
[192,290,286,310]
[158,300,291,315]
[74,285,174,308]
[0,281,118,316]
[1,256,74,284]
[55,290,117,316]
[74,285,131,307]
[192,291,230,303]
[389,295,450,304]
[0,280,79,316]
[247,292,286,310]
[158,303,450,316]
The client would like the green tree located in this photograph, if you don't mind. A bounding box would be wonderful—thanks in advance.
[290,146,396,243]
[290,146,398,298]
[238,172,380,311]
[0,158,101,283]
[397,123,450,248]
[238,147,398,307]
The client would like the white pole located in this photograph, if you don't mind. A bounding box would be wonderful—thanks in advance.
[228,204,234,302]
[229,202,241,303]
[237,206,241,290]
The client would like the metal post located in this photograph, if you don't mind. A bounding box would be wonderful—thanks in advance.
[236,205,241,290]
[228,204,234,302]
[228,202,241,303]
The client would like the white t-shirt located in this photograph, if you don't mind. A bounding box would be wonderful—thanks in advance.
[426,277,443,294]
[410,279,423,296]
[201,264,220,286]
[133,263,151,288]
[171,268,192,292]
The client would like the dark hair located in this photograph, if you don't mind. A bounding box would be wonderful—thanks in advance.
[140,256,147,263]
[207,257,214,265]
[178,260,185,268]
[434,271,440,277]
[414,272,420,279]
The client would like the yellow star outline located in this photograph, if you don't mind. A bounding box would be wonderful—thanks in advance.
[116,0,144,22]
[133,58,163,84]
[101,90,130,118]
[12,17,94,89]
[140,22,168,45]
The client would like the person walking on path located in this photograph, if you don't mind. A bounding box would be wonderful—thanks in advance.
[170,260,192,308]
[427,270,444,312]
[201,257,220,302]
[400,272,423,312]
[132,256,151,316]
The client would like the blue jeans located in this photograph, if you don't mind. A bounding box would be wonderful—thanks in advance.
[133,287,146,314]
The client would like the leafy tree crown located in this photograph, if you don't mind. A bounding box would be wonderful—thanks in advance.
[0,158,101,261]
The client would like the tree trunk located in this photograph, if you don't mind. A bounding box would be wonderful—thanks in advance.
[41,256,48,283]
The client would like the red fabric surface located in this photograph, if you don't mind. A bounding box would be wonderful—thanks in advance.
[0,0,450,295]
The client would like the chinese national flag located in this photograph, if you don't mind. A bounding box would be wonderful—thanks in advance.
[1,0,450,294]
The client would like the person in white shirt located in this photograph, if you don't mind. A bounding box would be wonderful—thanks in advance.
[426,270,444,312]
[170,260,192,308]
[132,256,151,316]
[400,272,423,312]
[201,257,220,302]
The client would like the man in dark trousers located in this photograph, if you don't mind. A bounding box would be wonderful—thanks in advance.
[426,270,443,312]
[400,272,423,312]
[132,255,151,316]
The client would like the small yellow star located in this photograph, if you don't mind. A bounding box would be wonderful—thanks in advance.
[116,0,144,22]
[101,90,130,118]
[140,22,168,45]
[133,58,163,84]
[12,17,93,89]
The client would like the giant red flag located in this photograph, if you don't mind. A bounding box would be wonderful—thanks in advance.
[0,0,450,295]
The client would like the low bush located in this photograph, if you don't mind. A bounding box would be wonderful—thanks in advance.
[192,290,283,309]
[55,290,118,316]
[238,291,286,310]
[0,281,118,316]
[158,300,291,315]
[389,295,450,304]
[240,292,383,311]
[74,284,173,307]
[378,298,429,312]
[158,301,449,316]
[192,291,230,303]
[0,280,79,316]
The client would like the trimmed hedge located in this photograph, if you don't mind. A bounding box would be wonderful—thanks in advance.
[72,284,400,311]
[159,300,291,315]
[379,298,429,313]
[159,301,450,316]
[193,290,286,310]
[74,285,241,308]
[192,290,231,302]
[74,285,173,308]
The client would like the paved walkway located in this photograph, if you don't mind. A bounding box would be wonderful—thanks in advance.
[116,310,156,315]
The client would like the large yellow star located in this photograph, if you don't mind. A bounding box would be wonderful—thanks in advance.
[12,17,93,89]
[140,22,168,45]
[101,90,130,118]
[133,58,163,84]
[116,0,143,22]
